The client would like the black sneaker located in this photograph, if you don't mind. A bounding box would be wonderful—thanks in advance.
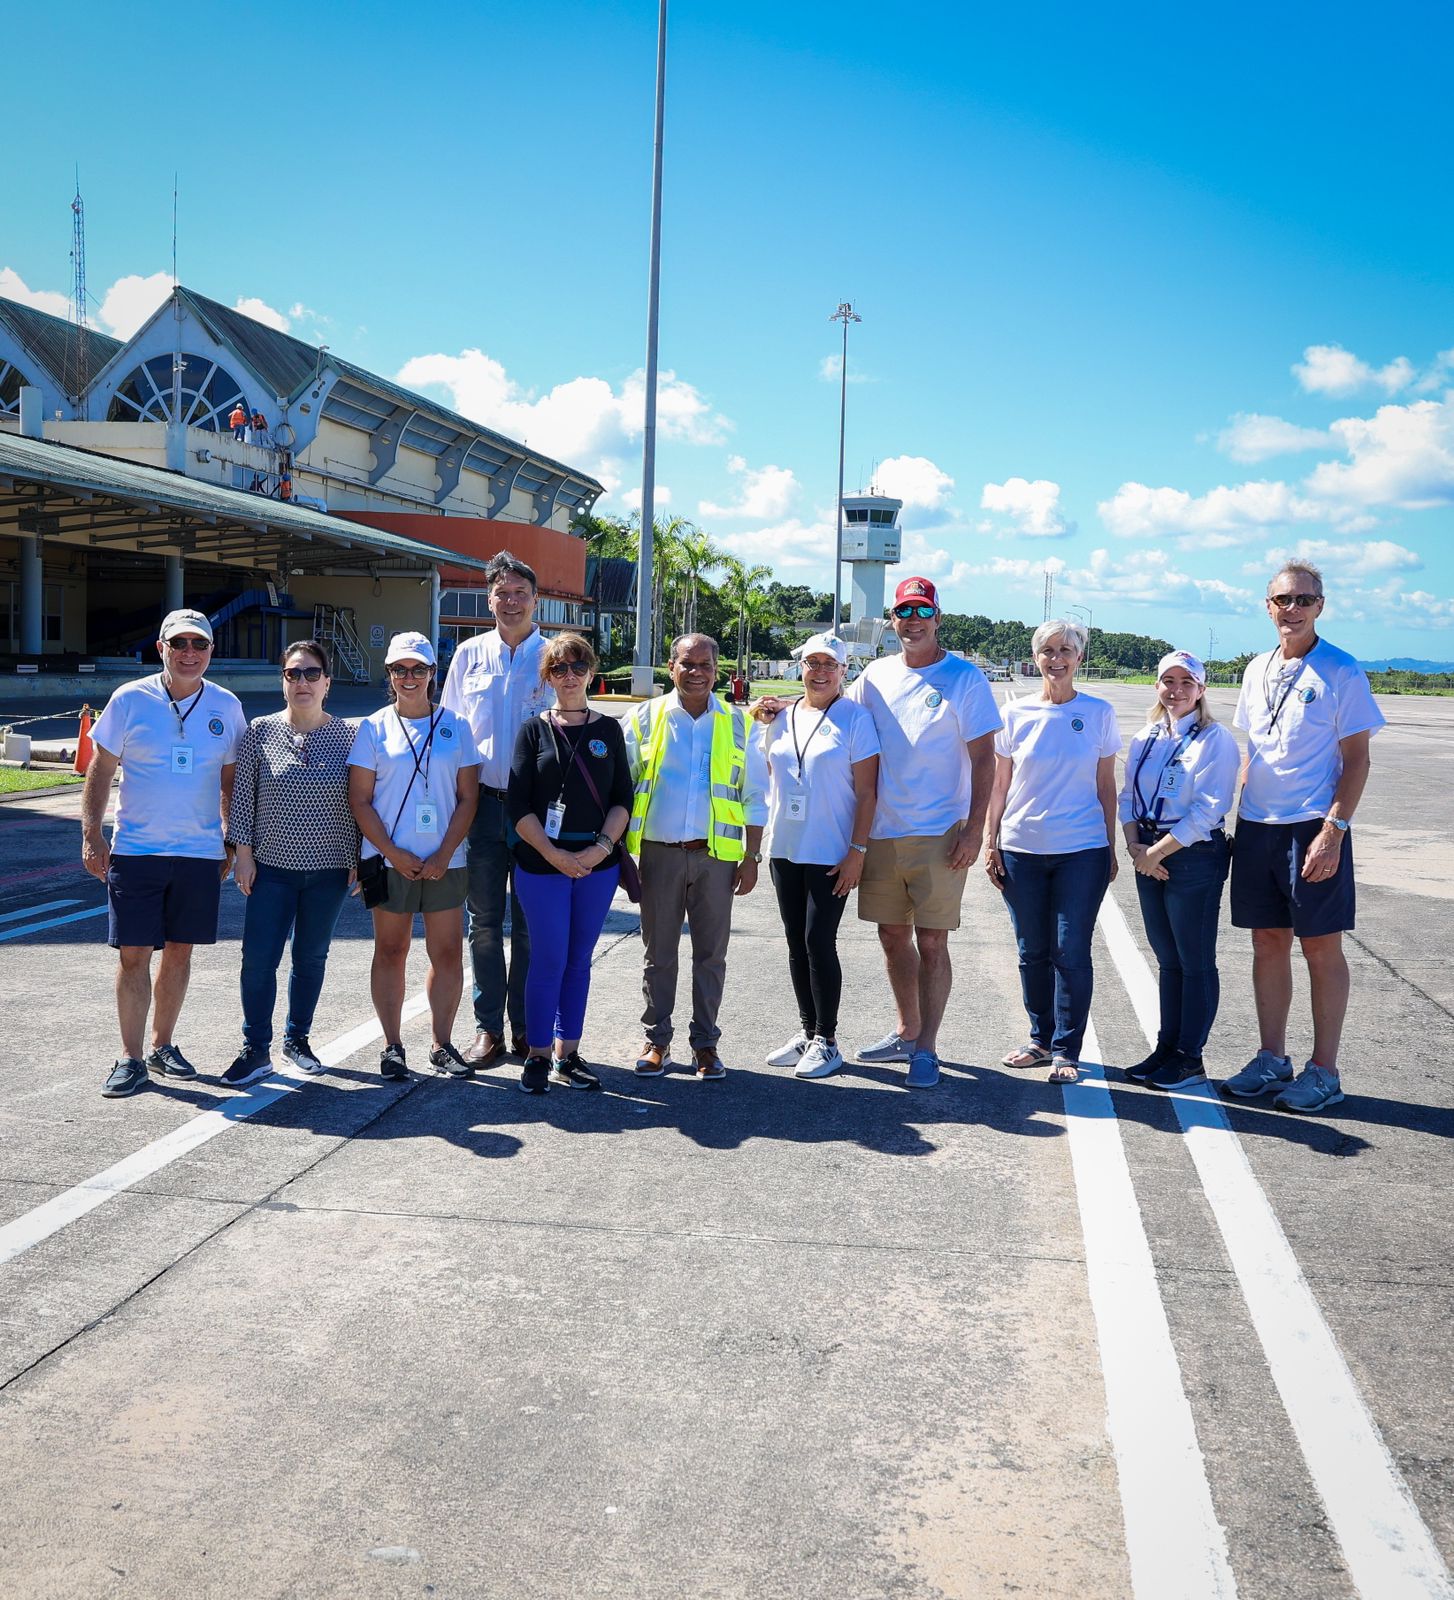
[548,1051,600,1090]
[519,1055,551,1094]
[282,1035,326,1075]
[1124,1044,1175,1084]
[428,1041,473,1078]
[146,1043,198,1080]
[101,1057,148,1098]
[380,1043,408,1080]
[1147,1052,1208,1091]
[221,1045,273,1087]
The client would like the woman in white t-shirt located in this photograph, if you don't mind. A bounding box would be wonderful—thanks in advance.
[983,619,1121,1082]
[753,633,879,1079]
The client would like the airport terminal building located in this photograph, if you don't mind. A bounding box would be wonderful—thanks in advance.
[0,289,605,682]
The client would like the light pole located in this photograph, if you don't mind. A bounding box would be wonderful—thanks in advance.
[829,301,860,632]
[1067,603,1093,670]
[633,0,668,696]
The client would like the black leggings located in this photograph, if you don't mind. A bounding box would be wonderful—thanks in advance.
[770,858,848,1039]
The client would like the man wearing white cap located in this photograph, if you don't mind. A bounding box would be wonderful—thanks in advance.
[82,608,247,1098]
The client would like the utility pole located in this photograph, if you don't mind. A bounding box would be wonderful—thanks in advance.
[829,301,861,631]
[69,174,89,418]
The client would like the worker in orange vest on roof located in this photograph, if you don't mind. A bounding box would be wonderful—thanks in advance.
[229,403,247,441]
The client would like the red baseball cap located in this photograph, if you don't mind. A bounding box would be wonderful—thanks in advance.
[893,576,940,610]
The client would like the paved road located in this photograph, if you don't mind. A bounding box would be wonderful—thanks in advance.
[1,685,1450,1599]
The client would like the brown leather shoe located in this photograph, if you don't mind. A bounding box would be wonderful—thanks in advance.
[634,1042,668,1077]
[464,1030,506,1067]
[510,1032,529,1058]
[694,1047,726,1081]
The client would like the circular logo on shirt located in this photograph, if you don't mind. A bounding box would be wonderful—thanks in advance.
[439,724,454,739]
[588,738,608,758]
[1300,687,1317,702]
[207,716,224,737]
[1071,717,1085,732]
[925,690,943,708]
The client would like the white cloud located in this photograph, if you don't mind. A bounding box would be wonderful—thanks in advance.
[620,484,672,512]
[1248,538,1422,582]
[1098,478,1328,540]
[1293,344,1415,397]
[0,267,72,319]
[960,555,1067,584]
[717,516,834,572]
[979,476,1073,538]
[818,354,871,384]
[962,549,1250,616]
[699,455,798,521]
[1306,397,1454,510]
[1217,413,1335,463]
[233,296,291,332]
[96,272,175,338]
[874,454,955,511]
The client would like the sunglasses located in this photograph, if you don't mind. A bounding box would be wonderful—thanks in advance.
[283,666,325,683]
[1268,592,1322,610]
[166,636,212,651]
[893,604,937,620]
[548,660,591,678]
[388,663,432,679]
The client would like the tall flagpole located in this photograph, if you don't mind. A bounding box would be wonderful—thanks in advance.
[829,301,860,632]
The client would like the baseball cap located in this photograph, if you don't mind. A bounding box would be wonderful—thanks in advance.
[385,631,437,667]
[795,631,848,665]
[892,576,939,610]
[159,609,214,643]
[1156,649,1206,685]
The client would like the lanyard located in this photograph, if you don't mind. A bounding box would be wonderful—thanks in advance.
[789,695,837,782]
[546,712,590,802]
[395,707,439,796]
[1262,655,1308,731]
[163,680,205,738]
[1131,722,1200,822]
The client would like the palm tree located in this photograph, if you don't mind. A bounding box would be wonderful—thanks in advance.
[718,555,773,676]
[737,586,782,677]
[675,525,725,633]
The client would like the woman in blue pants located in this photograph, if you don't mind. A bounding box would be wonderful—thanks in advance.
[506,633,632,1093]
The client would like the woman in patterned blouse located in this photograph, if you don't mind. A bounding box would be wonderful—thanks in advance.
[223,640,359,1086]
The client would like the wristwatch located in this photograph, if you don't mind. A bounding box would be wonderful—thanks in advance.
[1324,816,1350,833]
[749,850,763,863]
[848,842,868,855]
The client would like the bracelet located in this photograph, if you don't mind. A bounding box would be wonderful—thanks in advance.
[595,832,616,851]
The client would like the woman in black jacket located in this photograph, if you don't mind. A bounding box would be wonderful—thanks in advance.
[507,633,632,1093]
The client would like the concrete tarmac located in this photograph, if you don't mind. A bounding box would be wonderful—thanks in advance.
[0,683,1450,1599]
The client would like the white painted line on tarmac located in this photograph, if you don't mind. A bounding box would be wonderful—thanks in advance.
[0,906,107,942]
[1097,892,1454,1600]
[0,899,80,924]
[1064,1019,1238,1599]
[0,994,429,1270]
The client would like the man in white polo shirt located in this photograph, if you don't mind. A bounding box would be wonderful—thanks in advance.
[439,551,554,1066]
[1221,561,1384,1113]
[848,577,1001,1088]
[81,608,247,1097]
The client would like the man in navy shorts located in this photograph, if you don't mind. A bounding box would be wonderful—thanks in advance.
[1222,562,1384,1113]
[81,610,247,1097]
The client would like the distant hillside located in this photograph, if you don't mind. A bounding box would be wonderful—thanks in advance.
[1360,658,1454,673]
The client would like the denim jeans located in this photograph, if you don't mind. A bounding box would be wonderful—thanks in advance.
[240,862,351,1048]
[1000,846,1111,1061]
[513,864,619,1048]
[465,788,529,1037]
[1135,834,1230,1056]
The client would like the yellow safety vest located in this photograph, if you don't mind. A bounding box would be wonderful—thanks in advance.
[625,695,750,862]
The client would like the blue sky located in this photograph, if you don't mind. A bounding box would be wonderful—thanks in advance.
[5,0,1452,659]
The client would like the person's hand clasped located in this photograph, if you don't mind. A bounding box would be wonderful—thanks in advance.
[1132,844,1168,881]
[418,848,452,882]
[983,844,1007,891]
[1301,826,1343,883]
[828,850,863,896]
[389,848,426,881]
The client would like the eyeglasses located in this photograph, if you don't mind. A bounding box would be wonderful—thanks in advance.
[548,660,591,678]
[1268,592,1322,610]
[388,663,431,679]
[283,666,325,683]
[166,636,212,651]
[893,604,936,620]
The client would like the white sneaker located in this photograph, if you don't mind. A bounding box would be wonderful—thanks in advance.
[857,1031,916,1063]
[766,1031,809,1068]
[795,1037,844,1079]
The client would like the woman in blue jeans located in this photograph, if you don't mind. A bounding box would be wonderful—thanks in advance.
[983,620,1122,1083]
[1118,650,1240,1089]
[224,640,358,1085]
[507,633,632,1094]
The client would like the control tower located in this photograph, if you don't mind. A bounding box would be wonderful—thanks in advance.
[841,489,903,624]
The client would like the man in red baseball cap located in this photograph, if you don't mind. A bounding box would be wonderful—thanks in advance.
[844,575,1002,1087]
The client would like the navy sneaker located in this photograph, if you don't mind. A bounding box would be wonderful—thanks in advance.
[221,1045,273,1088]
[1146,1052,1208,1091]
[282,1036,327,1075]
[520,1056,551,1094]
[380,1043,408,1081]
[146,1043,198,1080]
[101,1057,148,1098]
[1125,1044,1176,1084]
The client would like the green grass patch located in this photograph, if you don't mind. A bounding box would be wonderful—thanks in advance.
[0,766,84,794]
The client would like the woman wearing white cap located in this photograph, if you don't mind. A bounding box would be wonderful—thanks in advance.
[1118,650,1240,1089]
[348,631,480,1081]
[753,632,879,1078]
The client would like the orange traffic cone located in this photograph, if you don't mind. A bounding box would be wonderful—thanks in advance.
[73,705,94,775]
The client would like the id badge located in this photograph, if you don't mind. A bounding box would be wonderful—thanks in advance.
[171,744,194,774]
[1159,765,1185,800]
[544,800,566,840]
[785,786,808,822]
[415,800,439,836]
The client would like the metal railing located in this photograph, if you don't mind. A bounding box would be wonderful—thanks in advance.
[313,604,370,685]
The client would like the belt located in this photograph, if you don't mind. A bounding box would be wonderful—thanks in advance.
[652,838,709,852]
[480,783,509,798]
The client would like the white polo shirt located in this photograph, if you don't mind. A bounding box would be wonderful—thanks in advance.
[439,626,554,790]
[1235,639,1385,824]
[1118,711,1241,847]
[348,706,480,867]
[994,693,1122,853]
[763,696,880,865]
[848,652,1002,839]
[91,674,247,859]
[624,692,769,845]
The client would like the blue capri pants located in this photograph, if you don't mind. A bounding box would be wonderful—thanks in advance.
[512,865,620,1048]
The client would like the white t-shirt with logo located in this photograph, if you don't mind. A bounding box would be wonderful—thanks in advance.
[994,694,1122,853]
[848,652,1002,839]
[763,697,881,865]
[348,705,480,867]
[91,674,247,858]
[1235,639,1385,824]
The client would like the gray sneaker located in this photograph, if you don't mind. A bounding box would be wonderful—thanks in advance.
[1220,1049,1293,1098]
[146,1043,198,1080]
[1275,1062,1345,1114]
[101,1057,148,1098]
[858,1031,917,1064]
[282,1035,327,1075]
[795,1037,844,1080]
[905,1049,941,1088]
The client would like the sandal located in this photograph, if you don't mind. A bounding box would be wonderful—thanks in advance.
[1049,1057,1080,1084]
[1002,1044,1052,1070]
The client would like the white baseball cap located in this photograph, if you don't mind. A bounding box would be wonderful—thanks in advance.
[385,631,436,667]
[1157,649,1206,685]
[795,631,849,665]
[159,609,214,643]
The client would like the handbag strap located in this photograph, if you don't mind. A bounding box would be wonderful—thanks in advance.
[561,717,610,830]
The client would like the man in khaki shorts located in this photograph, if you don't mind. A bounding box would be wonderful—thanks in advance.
[847,578,1001,1087]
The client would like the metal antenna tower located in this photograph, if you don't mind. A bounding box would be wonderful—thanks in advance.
[69,173,89,417]
[1042,564,1055,621]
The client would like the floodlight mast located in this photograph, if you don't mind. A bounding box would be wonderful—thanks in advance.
[829,301,861,633]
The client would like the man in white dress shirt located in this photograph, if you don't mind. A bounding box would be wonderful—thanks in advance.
[622,634,768,1081]
[439,552,554,1066]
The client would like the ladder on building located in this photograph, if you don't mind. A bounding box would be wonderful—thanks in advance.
[313,604,371,685]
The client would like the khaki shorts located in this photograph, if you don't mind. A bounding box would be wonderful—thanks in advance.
[378,865,469,916]
[856,826,967,930]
